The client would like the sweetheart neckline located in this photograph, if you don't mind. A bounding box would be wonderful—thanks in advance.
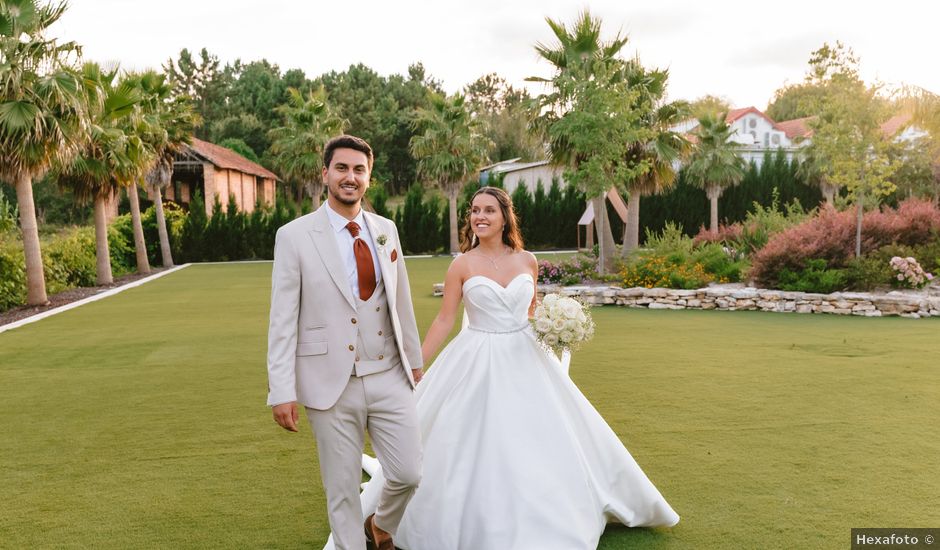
[462,273,533,291]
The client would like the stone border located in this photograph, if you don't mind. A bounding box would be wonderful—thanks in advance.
[0,264,191,335]
[433,283,940,318]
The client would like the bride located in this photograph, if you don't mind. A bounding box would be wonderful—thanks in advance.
[329,186,678,550]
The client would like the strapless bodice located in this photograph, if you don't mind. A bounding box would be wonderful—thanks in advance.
[461,274,533,333]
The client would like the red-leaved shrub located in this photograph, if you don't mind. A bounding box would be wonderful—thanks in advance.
[693,223,743,246]
[749,199,940,286]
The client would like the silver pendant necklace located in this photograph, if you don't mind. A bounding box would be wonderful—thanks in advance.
[473,247,511,270]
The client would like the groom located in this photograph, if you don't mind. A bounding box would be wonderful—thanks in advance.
[267,135,423,550]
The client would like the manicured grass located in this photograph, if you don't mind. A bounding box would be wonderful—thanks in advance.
[1,259,938,549]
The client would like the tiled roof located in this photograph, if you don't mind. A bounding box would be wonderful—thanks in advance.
[725,106,776,126]
[880,113,913,137]
[186,138,279,180]
[774,116,815,139]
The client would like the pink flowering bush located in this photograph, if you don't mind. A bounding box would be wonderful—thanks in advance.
[889,256,934,289]
[750,199,940,288]
[538,251,599,285]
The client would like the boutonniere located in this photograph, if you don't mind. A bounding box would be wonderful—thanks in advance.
[376,234,388,253]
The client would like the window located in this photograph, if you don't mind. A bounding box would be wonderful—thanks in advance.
[749,118,757,129]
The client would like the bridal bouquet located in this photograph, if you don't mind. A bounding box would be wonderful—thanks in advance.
[532,293,595,354]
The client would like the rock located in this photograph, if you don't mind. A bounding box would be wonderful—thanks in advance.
[619,287,648,298]
[731,288,758,300]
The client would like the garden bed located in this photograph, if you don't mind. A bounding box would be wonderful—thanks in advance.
[432,282,940,318]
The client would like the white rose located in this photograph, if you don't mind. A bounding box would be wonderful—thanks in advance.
[542,293,559,308]
[573,326,585,341]
[544,333,559,347]
[564,319,578,331]
[561,299,581,319]
[576,309,587,322]
[534,305,546,319]
[535,318,552,333]
[560,330,574,343]
[552,318,566,332]
[549,303,563,319]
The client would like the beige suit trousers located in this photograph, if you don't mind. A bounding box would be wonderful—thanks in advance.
[306,366,422,550]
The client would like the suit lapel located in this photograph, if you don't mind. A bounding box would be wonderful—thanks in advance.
[364,212,396,307]
[308,207,357,310]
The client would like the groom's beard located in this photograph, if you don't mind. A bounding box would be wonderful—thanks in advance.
[333,193,360,206]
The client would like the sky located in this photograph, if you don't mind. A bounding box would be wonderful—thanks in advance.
[52,0,939,113]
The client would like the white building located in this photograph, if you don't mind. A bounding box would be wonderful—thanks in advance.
[479,159,567,194]
[672,107,929,168]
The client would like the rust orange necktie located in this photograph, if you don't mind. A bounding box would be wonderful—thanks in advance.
[346,221,376,300]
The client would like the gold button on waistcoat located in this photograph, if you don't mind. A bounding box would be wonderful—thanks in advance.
[351,318,357,324]
[378,330,383,336]
[348,344,354,351]
[375,307,380,312]
[378,355,384,360]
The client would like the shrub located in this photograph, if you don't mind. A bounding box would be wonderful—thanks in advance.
[0,222,145,312]
[645,222,694,257]
[537,251,599,285]
[689,243,748,282]
[179,192,208,263]
[750,199,940,287]
[694,190,811,256]
[889,256,934,289]
[396,185,443,255]
[0,190,17,233]
[777,259,847,294]
[624,224,743,287]
[843,256,892,291]
[42,227,98,292]
[619,254,714,289]
[0,235,25,310]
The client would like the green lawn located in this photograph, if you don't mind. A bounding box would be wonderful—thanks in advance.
[1,259,937,549]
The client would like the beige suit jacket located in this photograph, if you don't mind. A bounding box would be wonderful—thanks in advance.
[266,205,423,410]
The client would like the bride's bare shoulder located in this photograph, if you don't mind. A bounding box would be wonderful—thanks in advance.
[520,249,538,267]
[447,253,471,278]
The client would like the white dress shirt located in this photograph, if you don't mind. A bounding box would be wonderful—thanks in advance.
[325,202,382,298]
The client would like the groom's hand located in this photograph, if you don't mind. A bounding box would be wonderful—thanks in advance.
[273,402,299,432]
[412,368,424,384]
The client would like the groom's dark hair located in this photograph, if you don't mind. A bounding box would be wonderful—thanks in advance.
[323,135,374,170]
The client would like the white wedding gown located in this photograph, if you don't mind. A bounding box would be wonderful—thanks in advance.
[325,273,679,550]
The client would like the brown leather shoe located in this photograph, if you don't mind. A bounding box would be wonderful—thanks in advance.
[364,514,394,550]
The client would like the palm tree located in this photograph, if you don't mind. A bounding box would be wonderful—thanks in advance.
[0,0,88,305]
[138,72,199,268]
[797,144,840,206]
[56,62,145,284]
[620,62,691,254]
[528,10,629,272]
[119,71,171,275]
[269,86,346,211]
[410,93,490,254]
[686,113,746,233]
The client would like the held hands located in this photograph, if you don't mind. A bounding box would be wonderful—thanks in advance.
[272,402,299,432]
